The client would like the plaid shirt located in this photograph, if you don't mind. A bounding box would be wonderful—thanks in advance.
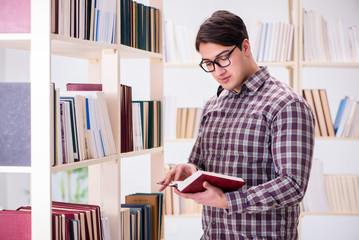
[188,67,315,239]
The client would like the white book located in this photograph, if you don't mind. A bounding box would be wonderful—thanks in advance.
[258,23,268,62]
[286,24,294,61]
[263,23,273,62]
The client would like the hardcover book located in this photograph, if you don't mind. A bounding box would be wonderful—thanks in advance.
[170,170,246,193]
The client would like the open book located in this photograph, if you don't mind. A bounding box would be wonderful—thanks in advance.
[169,170,246,193]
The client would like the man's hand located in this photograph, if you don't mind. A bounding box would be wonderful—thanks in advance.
[157,163,197,192]
[175,181,229,209]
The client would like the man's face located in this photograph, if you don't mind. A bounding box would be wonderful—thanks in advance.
[199,42,250,93]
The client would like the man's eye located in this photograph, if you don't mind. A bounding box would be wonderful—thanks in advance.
[204,61,212,66]
[216,56,228,61]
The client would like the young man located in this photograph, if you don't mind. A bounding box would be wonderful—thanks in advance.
[159,10,315,239]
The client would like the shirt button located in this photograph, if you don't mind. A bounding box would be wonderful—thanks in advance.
[219,132,224,137]
[227,112,232,116]
[211,221,216,226]
[216,154,221,159]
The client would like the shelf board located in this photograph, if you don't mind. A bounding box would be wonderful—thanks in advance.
[51,34,118,59]
[258,61,296,67]
[165,138,196,142]
[119,146,164,158]
[165,63,198,68]
[302,61,359,68]
[51,154,118,173]
[0,33,31,50]
[301,212,359,216]
[165,61,296,68]
[315,136,359,141]
[165,214,201,218]
[0,166,32,173]
[118,44,162,59]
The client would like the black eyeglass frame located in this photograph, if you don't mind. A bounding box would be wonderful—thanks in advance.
[199,44,238,73]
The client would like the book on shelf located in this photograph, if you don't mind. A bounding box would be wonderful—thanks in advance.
[323,174,359,214]
[55,89,116,165]
[176,108,202,139]
[66,83,103,91]
[164,20,200,63]
[302,89,335,137]
[53,0,116,43]
[3,202,104,240]
[121,203,152,240]
[0,82,31,166]
[0,0,30,33]
[169,170,246,194]
[121,0,160,52]
[334,96,359,138]
[302,159,330,213]
[0,210,31,240]
[303,9,359,62]
[125,193,164,240]
[251,21,294,62]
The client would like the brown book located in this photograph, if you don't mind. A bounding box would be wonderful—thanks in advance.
[176,108,182,138]
[312,89,329,136]
[319,89,335,137]
[66,83,103,91]
[303,89,321,136]
[180,108,188,138]
[185,108,196,138]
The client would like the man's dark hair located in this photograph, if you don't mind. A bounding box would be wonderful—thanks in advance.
[195,10,249,52]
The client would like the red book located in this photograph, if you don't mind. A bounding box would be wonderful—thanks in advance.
[66,83,103,91]
[0,210,31,240]
[0,0,31,33]
[170,170,246,193]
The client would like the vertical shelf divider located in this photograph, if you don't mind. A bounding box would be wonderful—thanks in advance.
[30,0,52,239]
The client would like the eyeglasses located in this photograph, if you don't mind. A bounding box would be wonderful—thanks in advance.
[199,45,238,73]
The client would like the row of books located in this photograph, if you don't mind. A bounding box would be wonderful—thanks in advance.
[176,108,202,139]
[251,22,294,62]
[0,201,110,240]
[302,159,359,214]
[164,20,200,64]
[333,96,359,138]
[122,193,164,240]
[303,9,359,62]
[53,83,116,165]
[164,165,202,216]
[302,89,335,137]
[120,84,162,153]
[120,0,160,53]
[53,0,117,43]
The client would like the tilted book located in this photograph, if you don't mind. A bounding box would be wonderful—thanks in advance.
[170,170,246,193]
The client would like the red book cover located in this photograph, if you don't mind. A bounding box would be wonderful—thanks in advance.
[170,170,246,193]
[0,0,31,33]
[0,210,31,240]
[66,83,103,91]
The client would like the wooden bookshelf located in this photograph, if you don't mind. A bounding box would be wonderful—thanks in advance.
[0,0,164,239]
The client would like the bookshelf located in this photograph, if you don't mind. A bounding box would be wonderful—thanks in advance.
[162,0,359,239]
[0,0,164,239]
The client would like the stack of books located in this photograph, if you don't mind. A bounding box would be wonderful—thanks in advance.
[120,0,160,52]
[0,202,110,240]
[122,193,164,240]
[251,22,294,62]
[302,89,335,137]
[53,83,117,165]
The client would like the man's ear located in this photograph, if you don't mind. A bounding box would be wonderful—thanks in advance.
[241,39,251,55]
